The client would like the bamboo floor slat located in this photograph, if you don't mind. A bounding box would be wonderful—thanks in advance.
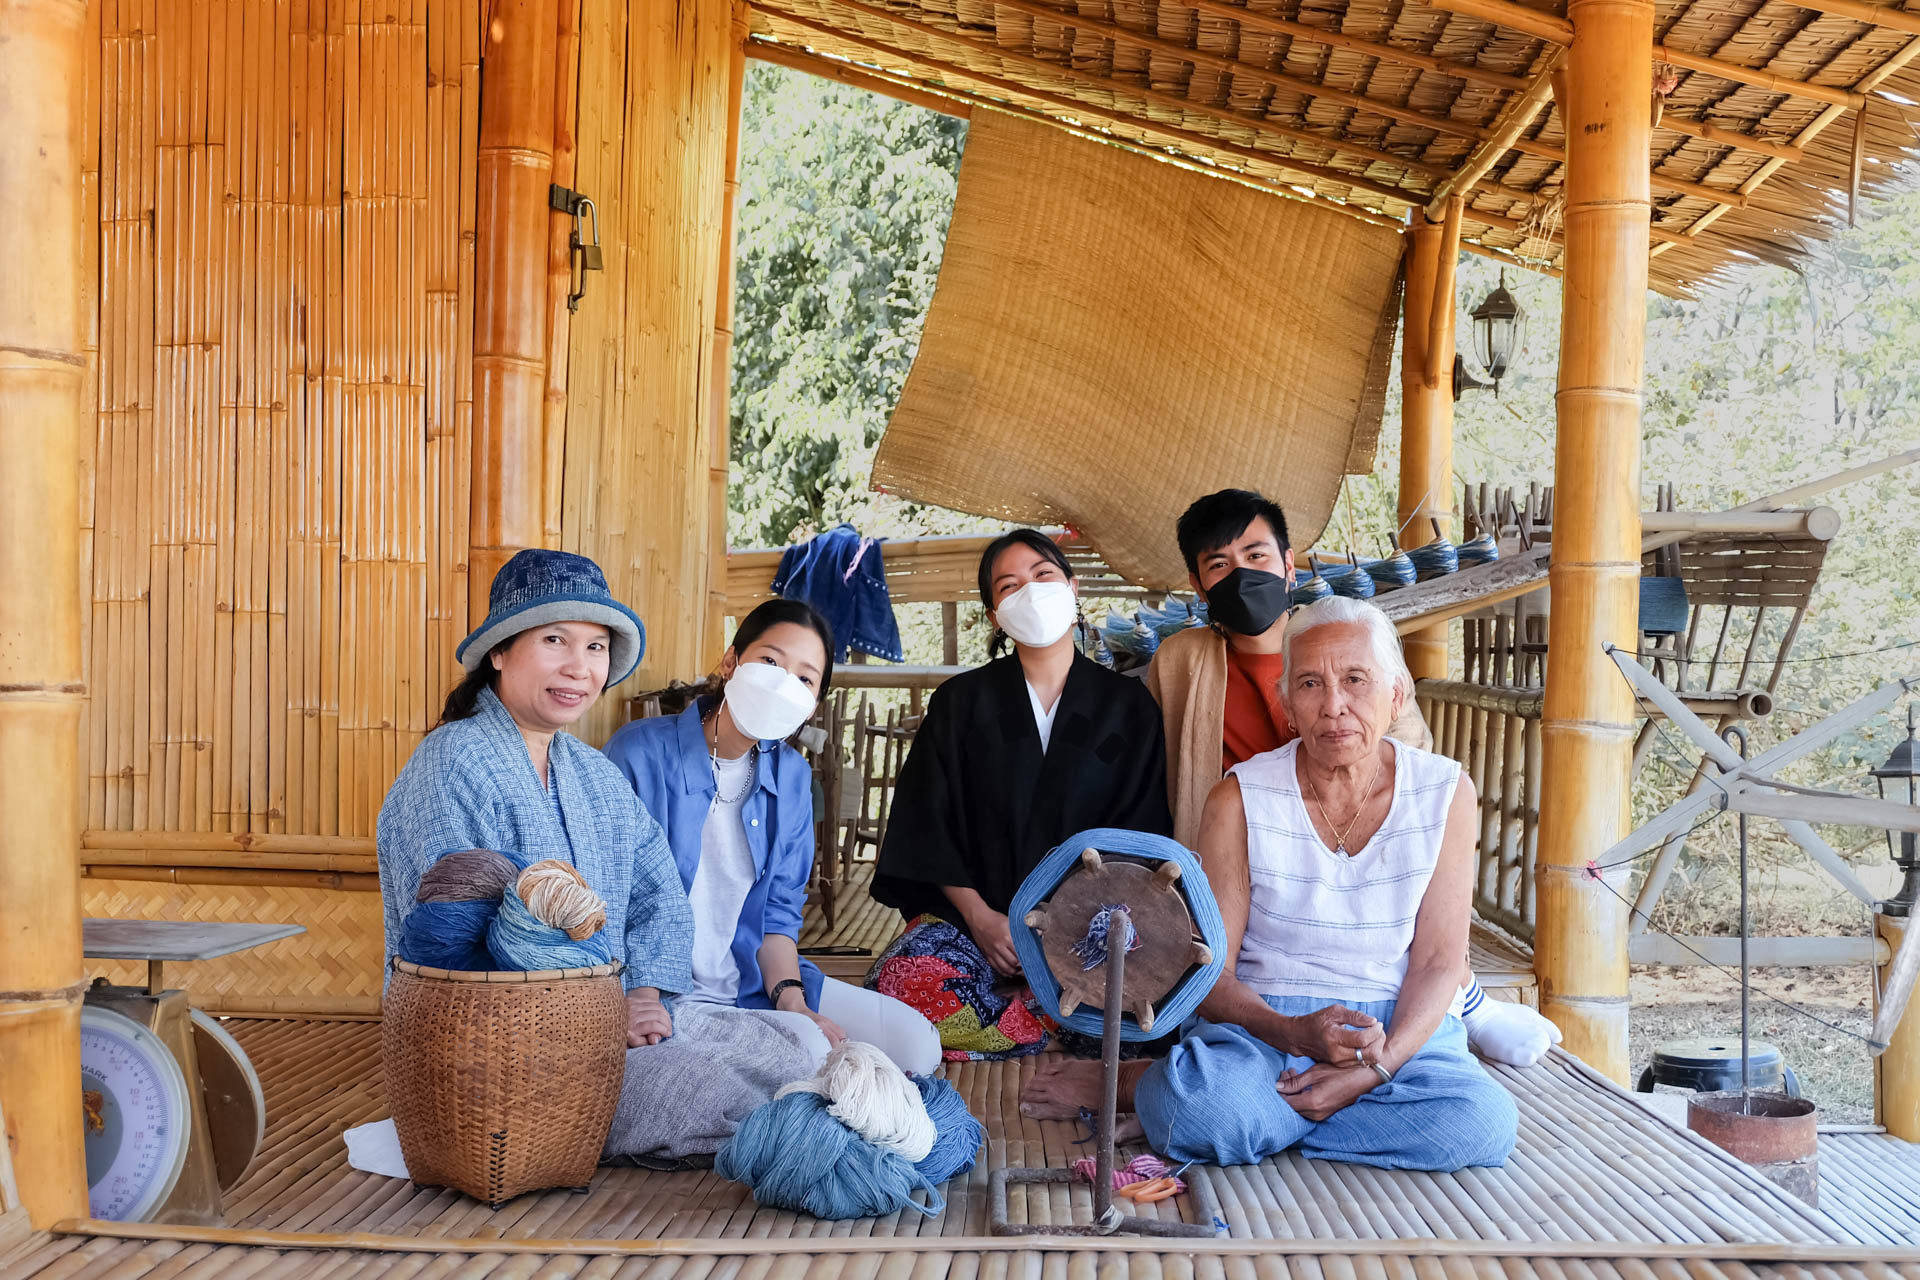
[1814,1132,1920,1246]
[799,863,1538,1000]
[16,1018,1891,1260]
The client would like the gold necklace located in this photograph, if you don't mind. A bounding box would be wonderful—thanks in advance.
[1303,747,1386,856]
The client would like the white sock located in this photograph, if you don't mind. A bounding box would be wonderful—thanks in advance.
[1460,977,1562,1067]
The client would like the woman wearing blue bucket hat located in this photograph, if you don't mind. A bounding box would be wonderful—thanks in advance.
[376,549,691,1031]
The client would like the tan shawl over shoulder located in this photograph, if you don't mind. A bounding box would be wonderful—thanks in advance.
[1143,624,1435,851]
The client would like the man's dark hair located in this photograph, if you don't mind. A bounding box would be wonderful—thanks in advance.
[1176,489,1291,575]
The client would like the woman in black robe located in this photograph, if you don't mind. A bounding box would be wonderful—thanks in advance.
[867,529,1173,1059]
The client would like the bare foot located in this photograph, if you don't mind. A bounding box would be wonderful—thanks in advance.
[1020,1058,1151,1118]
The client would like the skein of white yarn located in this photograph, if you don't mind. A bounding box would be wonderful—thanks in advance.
[517,860,608,941]
[776,1040,936,1163]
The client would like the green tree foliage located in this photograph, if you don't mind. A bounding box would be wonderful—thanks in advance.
[728,64,967,548]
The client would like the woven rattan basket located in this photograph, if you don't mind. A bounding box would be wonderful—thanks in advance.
[383,957,627,1206]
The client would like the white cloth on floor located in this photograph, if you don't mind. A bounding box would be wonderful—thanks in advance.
[343,1117,410,1180]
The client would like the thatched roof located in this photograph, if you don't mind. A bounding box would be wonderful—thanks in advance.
[746,0,1920,295]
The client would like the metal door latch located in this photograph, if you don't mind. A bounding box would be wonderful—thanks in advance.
[549,184,603,312]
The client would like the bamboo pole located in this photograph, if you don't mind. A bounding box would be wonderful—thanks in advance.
[0,0,90,1227]
[1877,915,1920,1140]
[1533,0,1651,1084]
[543,0,583,550]
[708,2,750,648]
[1397,210,1458,683]
[470,0,558,622]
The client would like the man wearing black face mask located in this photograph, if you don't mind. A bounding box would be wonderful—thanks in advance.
[1146,490,1430,850]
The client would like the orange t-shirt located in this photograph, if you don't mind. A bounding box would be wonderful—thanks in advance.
[1221,647,1292,769]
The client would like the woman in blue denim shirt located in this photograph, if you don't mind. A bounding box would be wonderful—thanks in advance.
[603,600,940,1076]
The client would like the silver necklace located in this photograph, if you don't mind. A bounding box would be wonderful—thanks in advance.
[707,712,757,804]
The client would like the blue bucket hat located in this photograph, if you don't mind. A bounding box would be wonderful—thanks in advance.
[457,550,646,687]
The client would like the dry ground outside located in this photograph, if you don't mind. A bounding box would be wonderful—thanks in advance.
[1629,963,1876,1124]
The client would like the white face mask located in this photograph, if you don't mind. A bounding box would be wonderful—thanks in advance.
[994,580,1078,649]
[725,659,818,742]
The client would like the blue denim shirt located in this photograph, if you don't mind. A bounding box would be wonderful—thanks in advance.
[602,703,824,1011]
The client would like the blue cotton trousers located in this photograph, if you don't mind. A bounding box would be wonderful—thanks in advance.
[1133,995,1518,1171]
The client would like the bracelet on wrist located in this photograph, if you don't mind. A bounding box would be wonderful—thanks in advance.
[769,978,806,1007]
[1370,1062,1394,1086]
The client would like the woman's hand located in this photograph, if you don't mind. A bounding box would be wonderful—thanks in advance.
[968,909,1023,976]
[1277,1062,1380,1121]
[1287,1004,1386,1064]
[776,987,847,1048]
[626,988,672,1047]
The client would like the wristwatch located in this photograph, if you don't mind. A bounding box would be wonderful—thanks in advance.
[769,978,806,1006]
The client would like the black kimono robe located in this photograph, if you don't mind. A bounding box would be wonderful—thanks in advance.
[872,651,1175,940]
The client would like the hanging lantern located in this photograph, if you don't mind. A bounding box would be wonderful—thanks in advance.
[1871,705,1920,916]
[1470,269,1526,394]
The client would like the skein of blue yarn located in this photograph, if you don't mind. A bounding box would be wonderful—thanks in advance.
[399,899,499,971]
[1008,828,1228,1042]
[487,884,615,970]
[715,1090,945,1220]
[912,1076,984,1186]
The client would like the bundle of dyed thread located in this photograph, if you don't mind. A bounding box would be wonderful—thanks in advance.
[1071,1152,1185,1197]
[488,860,615,969]
[715,1041,985,1220]
[398,850,614,972]
[398,849,521,971]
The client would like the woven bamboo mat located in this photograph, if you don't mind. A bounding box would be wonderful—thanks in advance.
[1817,1132,1920,1246]
[10,1018,1920,1280]
[111,1020,1870,1246]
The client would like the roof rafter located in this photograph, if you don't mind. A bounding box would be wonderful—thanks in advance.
[751,8,1430,208]
[788,0,1459,180]
[747,34,1408,227]
[1423,0,1873,112]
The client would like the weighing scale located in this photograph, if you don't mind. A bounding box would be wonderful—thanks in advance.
[79,918,299,1223]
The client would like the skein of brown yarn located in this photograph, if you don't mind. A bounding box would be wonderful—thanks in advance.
[415,848,521,904]
[516,859,609,941]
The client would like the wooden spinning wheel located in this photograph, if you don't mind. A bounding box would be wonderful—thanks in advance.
[1022,849,1214,1033]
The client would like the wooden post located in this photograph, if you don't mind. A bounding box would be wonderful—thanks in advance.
[563,0,734,744]
[1533,0,1652,1082]
[1878,915,1920,1140]
[0,0,90,1225]
[707,3,750,648]
[1397,208,1458,682]
[471,0,560,621]
[543,0,585,551]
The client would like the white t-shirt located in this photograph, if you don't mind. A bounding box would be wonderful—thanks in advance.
[685,752,759,1005]
[1026,681,1060,754]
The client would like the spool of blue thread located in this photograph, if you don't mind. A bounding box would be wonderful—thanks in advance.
[1318,562,1377,599]
[1289,573,1334,607]
[1406,540,1459,581]
[1457,534,1501,567]
[913,1076,984,1185]
[1365,551,1417,591]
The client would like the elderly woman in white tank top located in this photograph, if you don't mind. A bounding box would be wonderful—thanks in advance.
[1131,596,1518,1170]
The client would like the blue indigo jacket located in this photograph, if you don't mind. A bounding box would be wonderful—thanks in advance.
[602,702,825,1012]
[771,524,903,664]
[375,685,694,996]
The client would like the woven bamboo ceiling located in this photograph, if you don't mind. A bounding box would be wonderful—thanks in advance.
[747,0,1920,295]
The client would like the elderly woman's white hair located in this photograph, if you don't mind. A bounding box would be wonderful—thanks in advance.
[1278,596,1415,704]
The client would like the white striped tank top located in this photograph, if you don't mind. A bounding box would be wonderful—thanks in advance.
[1229,738,1463,1006]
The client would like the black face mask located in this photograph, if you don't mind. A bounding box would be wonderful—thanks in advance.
[1204,567,1292,637]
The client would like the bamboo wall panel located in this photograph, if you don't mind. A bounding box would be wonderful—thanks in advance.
[85,0,481,843]
[564,0,734,747]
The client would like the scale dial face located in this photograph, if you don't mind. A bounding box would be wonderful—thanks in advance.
[80,1005,190,1222]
